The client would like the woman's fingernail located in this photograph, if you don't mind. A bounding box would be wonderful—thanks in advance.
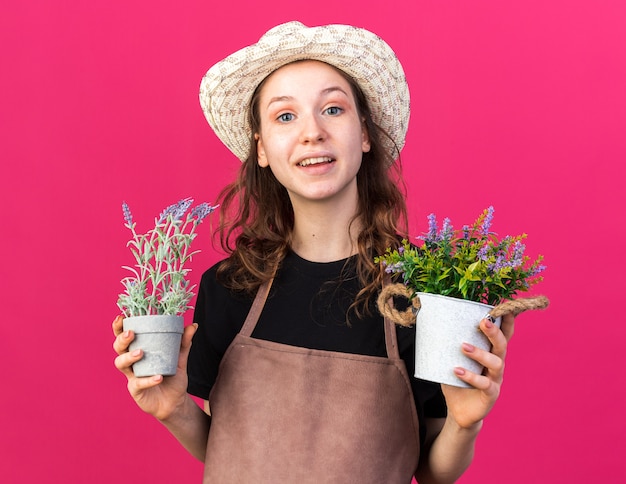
[131,349,141,357]
[454,367,466,376]
[124,330,131,338]
[462,343,475,352]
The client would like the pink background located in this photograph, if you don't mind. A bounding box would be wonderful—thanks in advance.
[2,1,624,482]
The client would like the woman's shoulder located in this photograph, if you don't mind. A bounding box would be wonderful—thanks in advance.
[200,258,225,283]
[194,258,253,343]
[198,258,253,303]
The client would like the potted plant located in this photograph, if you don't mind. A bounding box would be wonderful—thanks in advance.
[375,207,549,387]
[117,198,218,377]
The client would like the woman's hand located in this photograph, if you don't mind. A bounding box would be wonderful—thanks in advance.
[112,315,198,421]
[441,313,515,429]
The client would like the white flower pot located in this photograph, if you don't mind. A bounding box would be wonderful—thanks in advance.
[414,293,501,388]
[122,315,184,377]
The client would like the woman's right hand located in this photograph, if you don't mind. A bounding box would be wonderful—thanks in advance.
[112,315,198,421]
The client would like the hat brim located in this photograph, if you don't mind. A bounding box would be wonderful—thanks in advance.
[199,22,410,162]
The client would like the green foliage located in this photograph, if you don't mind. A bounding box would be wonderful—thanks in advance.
[375,207,546,306]
[117,199,218,317]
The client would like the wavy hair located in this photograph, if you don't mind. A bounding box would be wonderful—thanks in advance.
[215,62,408,319]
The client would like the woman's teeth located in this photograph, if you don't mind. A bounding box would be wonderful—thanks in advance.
[298,157,333,167]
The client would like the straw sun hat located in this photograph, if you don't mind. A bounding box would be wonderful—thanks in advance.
[199,21,410,162]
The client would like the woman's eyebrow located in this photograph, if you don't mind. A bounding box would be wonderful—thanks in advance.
[266,95,293,108]
[266,86,349,107]
[320,86,349,97]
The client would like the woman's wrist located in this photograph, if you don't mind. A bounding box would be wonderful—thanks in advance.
[444,415,483,438]
[158,393,198,425]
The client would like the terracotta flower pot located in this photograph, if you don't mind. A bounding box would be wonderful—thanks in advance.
[122,315,184,377]
[414,293,501,388]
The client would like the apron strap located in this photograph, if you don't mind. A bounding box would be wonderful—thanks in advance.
[381,275,401,359]
[240,278,274,337]
[383,303,401,360]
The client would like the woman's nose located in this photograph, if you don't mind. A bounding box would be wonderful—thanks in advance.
[299,114,326,144]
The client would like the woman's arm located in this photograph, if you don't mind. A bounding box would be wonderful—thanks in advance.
[113,316,210,462]
[415,416,481,483]
[415,313,515,483]
[157,393,211,461]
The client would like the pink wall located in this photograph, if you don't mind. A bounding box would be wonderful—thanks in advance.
[2,1,624,482]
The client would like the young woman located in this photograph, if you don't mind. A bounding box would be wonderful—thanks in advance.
[113,22,514,483]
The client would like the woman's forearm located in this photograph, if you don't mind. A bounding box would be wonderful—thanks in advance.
[416,417,483,484]
[158,395,211,462]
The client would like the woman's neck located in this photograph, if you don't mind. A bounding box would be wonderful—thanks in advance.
[290,199,362,263]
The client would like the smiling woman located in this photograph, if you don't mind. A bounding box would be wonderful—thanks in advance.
[112,21,516,484]
[255,61,370,216]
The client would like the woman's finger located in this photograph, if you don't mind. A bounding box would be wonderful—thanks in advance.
[461,342,504,377]
[451,367,499,395]
[481,317,508,361]
[177,323,198,371]
[127,374,164,394]
[500,313,515,342]
[114,348,143,377]
[112,314,124,337]
[113,328,134,355]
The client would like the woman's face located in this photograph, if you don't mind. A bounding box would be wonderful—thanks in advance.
[255,60,370,209]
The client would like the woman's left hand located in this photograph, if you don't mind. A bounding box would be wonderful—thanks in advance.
[441,313,515,429]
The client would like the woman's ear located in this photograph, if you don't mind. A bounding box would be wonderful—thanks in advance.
[361,121,371,153]
[256,133,269,167]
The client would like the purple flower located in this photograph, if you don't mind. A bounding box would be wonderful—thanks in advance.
[422,213,438,242]
[488,255,506,272]
[462,225,470,240]
[122,202,133,226]
[191,202,219,224]
[501,235,513,249]
[172,198,193,221]
[157,203,178,223]
[477,244,490,261]
[510,240,526,268]
[481,206,495,236]
[158,198,193,223]
[529,264,547,277]
[398,246,405,255]
[384,262,405,274]
[440,217,453,241]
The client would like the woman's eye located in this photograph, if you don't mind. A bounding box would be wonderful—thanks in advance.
[325,106,343,116]
[278,113,294,122]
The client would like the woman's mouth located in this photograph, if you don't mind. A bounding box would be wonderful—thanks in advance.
[298,156,334,167]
